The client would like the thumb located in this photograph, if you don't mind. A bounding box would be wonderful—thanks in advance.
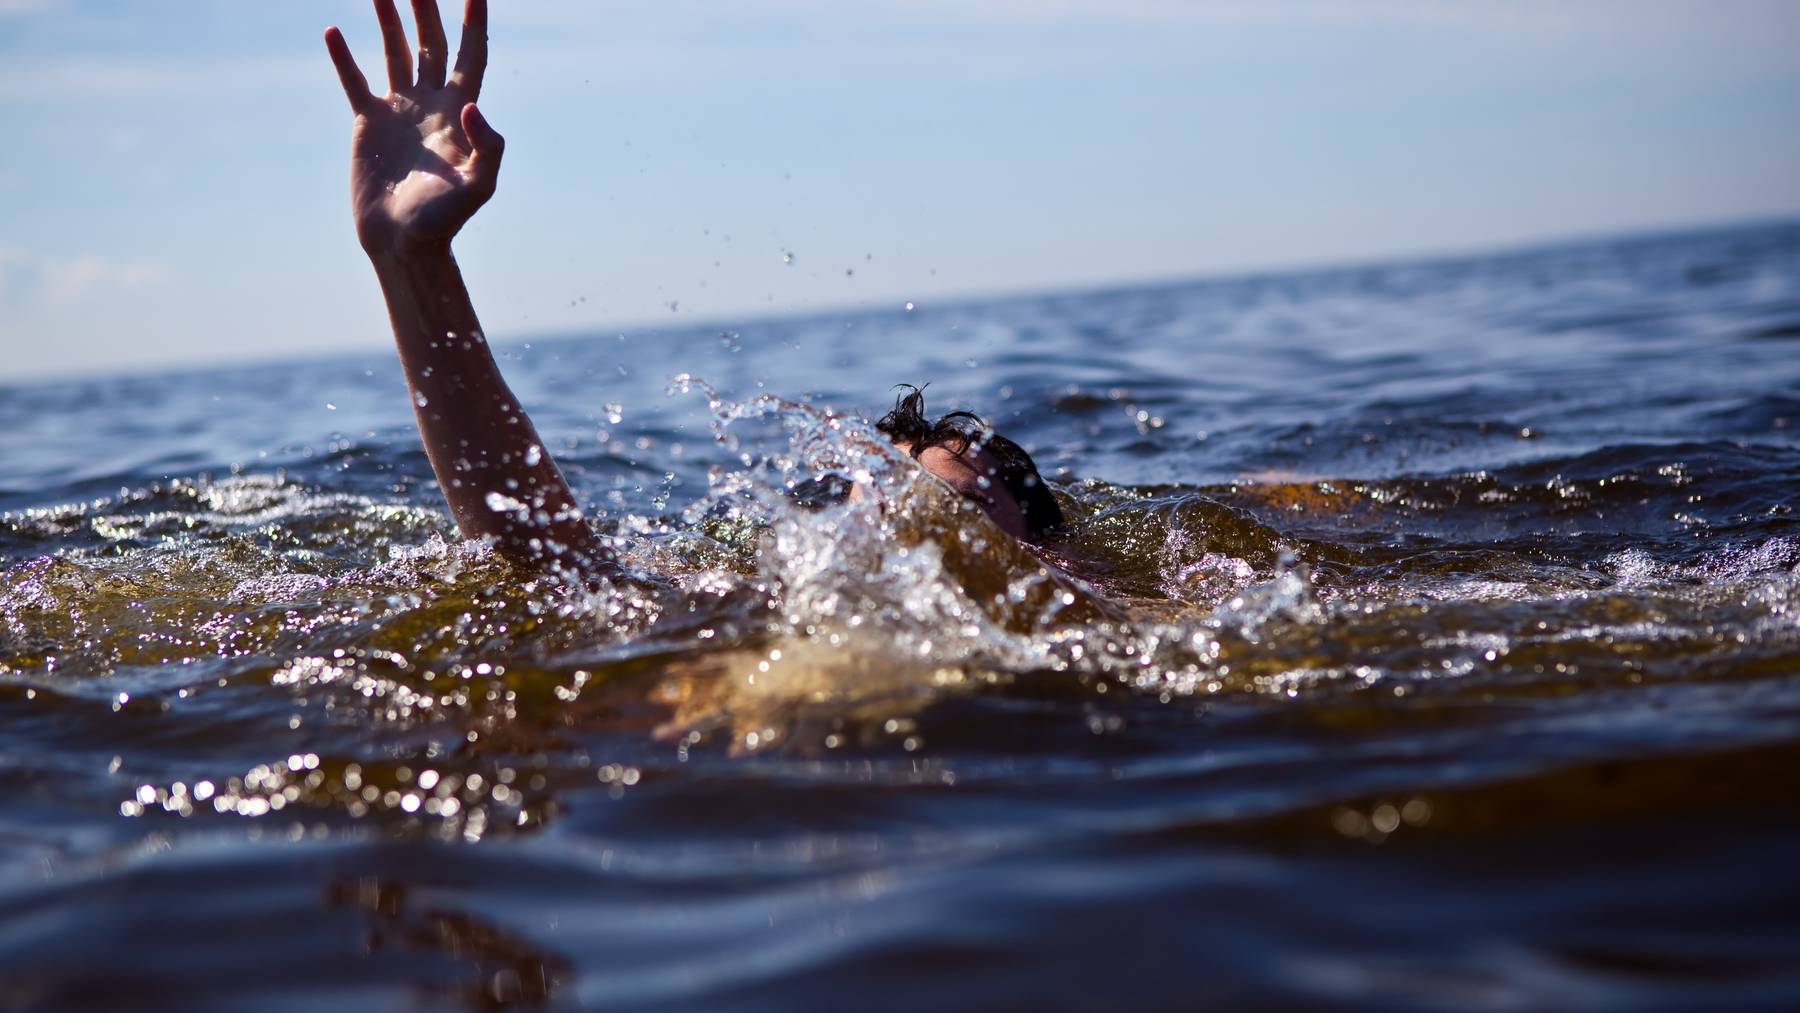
[461,102,505,180]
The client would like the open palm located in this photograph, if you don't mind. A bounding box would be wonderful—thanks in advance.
[326,0,498,252]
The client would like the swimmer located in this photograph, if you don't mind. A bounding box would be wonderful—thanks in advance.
[324,1,1061,572]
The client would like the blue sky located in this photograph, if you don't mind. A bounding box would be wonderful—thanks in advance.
[3,0,1798,380]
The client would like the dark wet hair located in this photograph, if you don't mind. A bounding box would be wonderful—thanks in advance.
[875,384,1065,539]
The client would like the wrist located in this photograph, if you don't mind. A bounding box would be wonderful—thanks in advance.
[363,230,454,265]
[366,236,460,297]
[365,237,482,357]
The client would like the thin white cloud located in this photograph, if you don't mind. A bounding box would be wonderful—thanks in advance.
[41,255,165,303]
[504,0,1797,41]
[0,54,317,104]
[480,0,1798,90]
[2,2,1790,104]
[0,245,167,306]
[0,0,56,15]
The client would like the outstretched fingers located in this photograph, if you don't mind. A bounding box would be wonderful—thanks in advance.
[324,27,374,112]
[450,0,488,97]
[373,0,413,93]
[412,0,448,89]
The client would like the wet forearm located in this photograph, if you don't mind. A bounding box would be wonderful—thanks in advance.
[369,243,604,568]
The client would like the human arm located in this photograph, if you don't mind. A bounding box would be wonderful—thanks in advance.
[325,0,606,571]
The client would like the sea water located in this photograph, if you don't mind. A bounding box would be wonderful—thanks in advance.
[2,220,1799,1009]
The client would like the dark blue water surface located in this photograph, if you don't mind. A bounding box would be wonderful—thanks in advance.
[3,220,1799,1011]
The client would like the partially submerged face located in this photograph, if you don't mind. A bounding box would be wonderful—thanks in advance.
[876,385,1064,542]
[893,437,1032,538]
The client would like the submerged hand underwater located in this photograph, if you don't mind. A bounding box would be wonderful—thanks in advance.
[2,1,1797,1008]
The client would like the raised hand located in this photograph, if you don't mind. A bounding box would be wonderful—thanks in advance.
[320,1,608,573]
[325,0,497,253]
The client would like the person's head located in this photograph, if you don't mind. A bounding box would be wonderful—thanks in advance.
[875,385,1064,541]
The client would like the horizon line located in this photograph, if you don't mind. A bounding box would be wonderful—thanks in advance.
[9,209,1797,390]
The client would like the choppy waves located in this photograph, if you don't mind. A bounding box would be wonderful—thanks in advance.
[3,220,1800,1009]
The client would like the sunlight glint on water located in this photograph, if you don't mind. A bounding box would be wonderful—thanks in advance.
[2,221,1799,1009]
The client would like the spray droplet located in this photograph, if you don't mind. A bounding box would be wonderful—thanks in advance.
[904,301,915,312]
